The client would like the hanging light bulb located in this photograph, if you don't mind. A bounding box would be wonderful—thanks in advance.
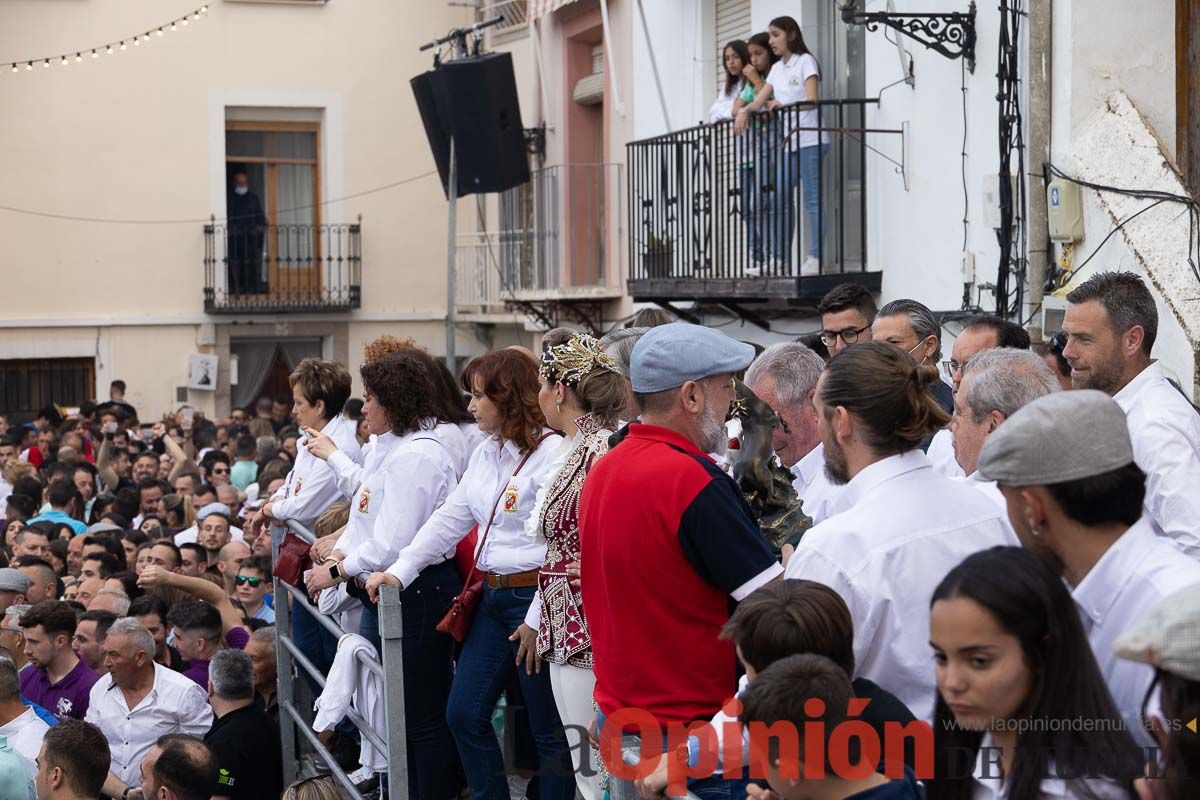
[60,56,69,66]
[193,11,200,19]
[43,59,50,68]
[119,41,127,51]
[106,44,114,54]
[157,28,164,36]
[170,21,177,31]
[26,62,33,71]
[10,64,17,74]
[91,49,99,58]
[143,33,151,41]
[201,5,208,13]
[133,37,140,46]
[75,53,82,62]
[181,17,189,26]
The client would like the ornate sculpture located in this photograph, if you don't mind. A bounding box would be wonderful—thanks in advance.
[728,380,812,554]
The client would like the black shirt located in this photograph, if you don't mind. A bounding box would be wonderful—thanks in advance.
[204,704,283,799]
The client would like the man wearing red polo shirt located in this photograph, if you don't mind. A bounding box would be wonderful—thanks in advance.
[580,322,782,799]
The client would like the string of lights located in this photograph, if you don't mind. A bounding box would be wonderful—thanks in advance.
[6,4,208,74]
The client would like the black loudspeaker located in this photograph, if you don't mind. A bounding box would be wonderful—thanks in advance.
[411,52,530,198]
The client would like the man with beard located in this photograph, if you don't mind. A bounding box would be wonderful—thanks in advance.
[580,322,781,799]
[1062,271,1200,557]
[783,341,1014,721]
[977,390,1200,745]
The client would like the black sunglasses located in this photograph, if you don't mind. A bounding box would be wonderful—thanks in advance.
[235,576,264,587]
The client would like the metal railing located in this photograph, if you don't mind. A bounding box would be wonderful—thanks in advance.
[626,98,881,294]
[272,519,407,799]
[456,163,625,309]
[204,220,362,312]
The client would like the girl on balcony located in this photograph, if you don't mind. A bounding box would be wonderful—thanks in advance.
[732,33,779,273]
[709,40,749,123]
[738,16,829,276]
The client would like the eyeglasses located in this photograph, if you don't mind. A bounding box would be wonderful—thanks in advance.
[235,576,264,587]
[819,325,871,347]
[942,359,964,374]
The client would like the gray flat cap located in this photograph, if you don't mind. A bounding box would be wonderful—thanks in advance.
[977,389,1133,486]
[1115,582,1200,681]
[0,569,31,594]
[631,322,756,393]
[86,522,123,536]
[197,502,232,522]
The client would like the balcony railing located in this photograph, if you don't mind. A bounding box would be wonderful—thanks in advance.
[204,221,361,313]
[456,163,625,310]
[627,98,883,302]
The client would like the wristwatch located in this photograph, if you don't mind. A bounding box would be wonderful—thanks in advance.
[328,560,343,581]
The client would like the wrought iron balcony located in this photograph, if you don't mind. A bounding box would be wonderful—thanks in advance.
[627,98,883,303]
[203,221,361,313]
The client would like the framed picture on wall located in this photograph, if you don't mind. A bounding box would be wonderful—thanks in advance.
[188,354,219,391]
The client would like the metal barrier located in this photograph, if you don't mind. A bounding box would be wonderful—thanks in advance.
[272,519,408,799]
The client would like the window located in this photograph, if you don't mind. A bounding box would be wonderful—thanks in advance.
[0,358,95,423]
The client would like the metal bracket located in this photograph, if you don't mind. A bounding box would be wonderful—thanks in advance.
[841,1,976,74]
[523,126,546,159]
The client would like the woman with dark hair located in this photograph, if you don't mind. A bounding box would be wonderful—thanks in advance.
[304,347,470,800]
[366,348,571,800]
[710,40,749,123]
[739,15,829,275]
[929,546,1142,799]
[731,32,780,271]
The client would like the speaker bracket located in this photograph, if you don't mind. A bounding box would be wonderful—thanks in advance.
[503,297,607,335]
[523,126,546,159]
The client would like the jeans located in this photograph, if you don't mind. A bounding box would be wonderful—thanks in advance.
[778,142,830,261]
[738,119,782,263]
[359,559,463,800]
[447,585,574,800]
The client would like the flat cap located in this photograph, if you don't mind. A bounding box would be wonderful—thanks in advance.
[0,569,31,594]
[197,502,232,522]
[630,323,755,393]
[85,522,123,536]
[977,389,1133,486]
[1115,583,1200,681]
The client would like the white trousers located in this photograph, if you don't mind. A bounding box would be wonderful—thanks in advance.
[549,661,600,800]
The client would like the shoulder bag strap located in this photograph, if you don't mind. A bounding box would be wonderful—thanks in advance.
[466,431,553,581]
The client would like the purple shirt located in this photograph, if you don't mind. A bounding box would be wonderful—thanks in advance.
[19,659,99,720]
[181,627,250,688]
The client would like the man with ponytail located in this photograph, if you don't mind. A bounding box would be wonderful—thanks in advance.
[783,341,1014,721]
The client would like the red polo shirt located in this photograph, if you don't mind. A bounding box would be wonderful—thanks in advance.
[580,424,779,725]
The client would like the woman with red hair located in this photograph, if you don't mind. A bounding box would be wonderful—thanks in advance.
[367,347,572,800]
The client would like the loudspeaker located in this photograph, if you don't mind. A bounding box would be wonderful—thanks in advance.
[411,53,530,198]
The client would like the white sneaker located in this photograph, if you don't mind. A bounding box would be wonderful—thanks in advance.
[744,265,763,277]
[801,256,820,276]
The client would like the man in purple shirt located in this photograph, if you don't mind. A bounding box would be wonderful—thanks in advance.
[19,601,98,720]
[165,602,250,687]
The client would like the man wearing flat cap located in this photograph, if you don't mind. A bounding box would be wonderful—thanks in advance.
[0,569,30,619]
[579,322,782,795]
[978,389,1200,747]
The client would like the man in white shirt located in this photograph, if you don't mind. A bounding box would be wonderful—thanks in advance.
[784,341,1014,721]
[0,656,48,770]
[87,618,212,795]
[927,314,1032,477]
[744,342,841,524]
[977,389,1200,747]
[174,501,244,547]
[950,347,1060,509]
[1062,270,1200,557]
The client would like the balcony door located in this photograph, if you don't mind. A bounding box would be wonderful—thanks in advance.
[225,122,321,301]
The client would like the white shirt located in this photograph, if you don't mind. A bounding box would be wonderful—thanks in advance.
[708,82,741,123]
[789,443,841,525]
[85,663,213,786]
[387,431,564,588]
[927,428,965,478]
[0,708,49,771]
[0,477,11,508]
[970,733,1130,800]
[339,423,464,578]
[1113,362,1200,558]
[764,53,827,149]
[784,450,1016,721]
[173,524,243,546]
[1070,516,1200,747]
[271,415,364,532]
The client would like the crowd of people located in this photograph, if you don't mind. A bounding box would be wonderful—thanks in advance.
[1,268,1199,800]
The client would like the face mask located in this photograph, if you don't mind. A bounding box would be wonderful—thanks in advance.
[234,186,248,196]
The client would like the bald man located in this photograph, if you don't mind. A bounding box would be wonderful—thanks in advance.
[215,542,251,597]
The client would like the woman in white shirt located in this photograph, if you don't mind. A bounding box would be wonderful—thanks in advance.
[737,16,829,276]
[709,40,748,123]
[928,547,1141,800]
[304,347,469,800]
[731,33,779,271]
[366,348,571,800]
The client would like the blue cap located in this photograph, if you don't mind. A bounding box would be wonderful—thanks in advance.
[630,322,756,393]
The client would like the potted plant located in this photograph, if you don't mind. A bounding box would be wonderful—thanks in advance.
[643,231,674,279]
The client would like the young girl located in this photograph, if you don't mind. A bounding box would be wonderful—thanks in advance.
[738,16,828,276]
[708,40,749,123]
[731,33,778,272]
[929,547,1142,800]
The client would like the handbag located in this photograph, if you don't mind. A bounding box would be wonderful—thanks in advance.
[274,529,313,587]
[436,434,550,642]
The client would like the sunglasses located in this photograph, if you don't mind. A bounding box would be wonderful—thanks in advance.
[235,576,264,587]
[212,467,230,475]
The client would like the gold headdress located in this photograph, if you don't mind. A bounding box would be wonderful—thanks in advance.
[539,333,618,386]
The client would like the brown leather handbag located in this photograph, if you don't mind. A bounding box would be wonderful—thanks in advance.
[274,529,314,587]
[436,435,549,642]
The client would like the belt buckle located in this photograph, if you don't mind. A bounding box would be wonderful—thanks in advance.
[497,573,509,589]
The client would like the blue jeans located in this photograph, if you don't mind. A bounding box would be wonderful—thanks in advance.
[358,559,463,800]
[778,142,830,261]
[738,120,782,263]
[447,585,574,800]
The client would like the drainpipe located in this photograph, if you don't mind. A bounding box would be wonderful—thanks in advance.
[1026,0,1052,341]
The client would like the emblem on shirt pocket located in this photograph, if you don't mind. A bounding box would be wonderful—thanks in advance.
[503,482,519,513]
[294,477,303,496]
[790,76,800,86]
[358,488,370,514]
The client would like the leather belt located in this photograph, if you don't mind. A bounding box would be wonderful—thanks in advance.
[485,569,540,589]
